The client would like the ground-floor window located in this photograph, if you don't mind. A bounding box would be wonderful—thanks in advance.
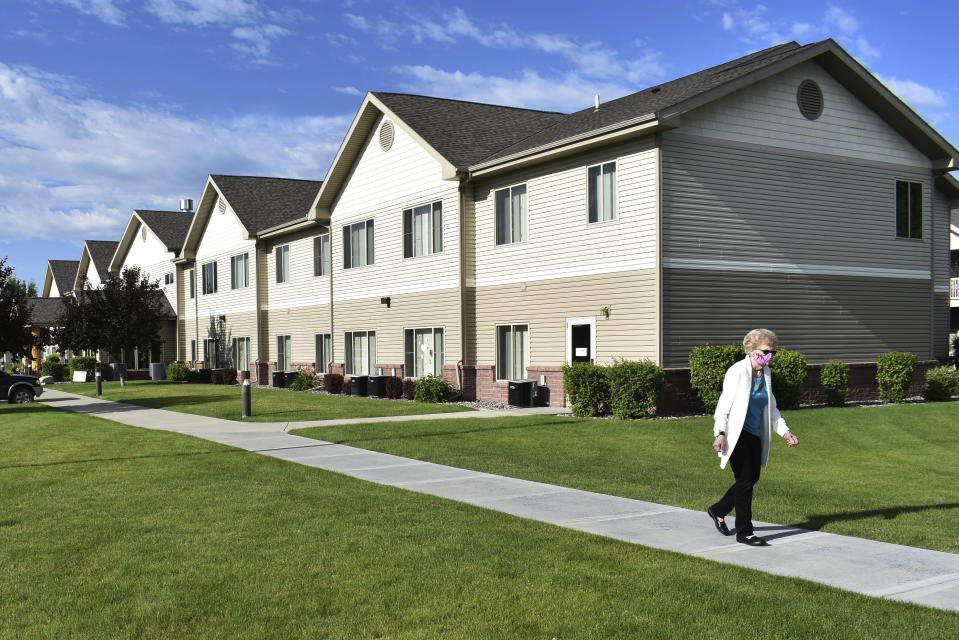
[404,327,444,378]
[204,339,218,369]
[344,330,376,376]
[315,333,331,373]
[496,323,529,380]
[191,339,196,365]
[232,336,251,372]
[277,335,291,371]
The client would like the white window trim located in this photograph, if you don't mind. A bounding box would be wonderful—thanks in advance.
[402,199,444,260]
[314,332,331,373]
[314,234,331,278]
[403,325,446,378]
[275,244,291,284]
[495,322,530,382]
[230,252,249,290]
[585,159,619,225]
[276,334,292,371]
[344,329,377,376]
[201,261,217,295]
[565,316,596,365]
[342,219,375,270]
[493,182,529,248]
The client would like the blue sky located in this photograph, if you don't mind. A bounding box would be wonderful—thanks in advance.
[1,0,957,288]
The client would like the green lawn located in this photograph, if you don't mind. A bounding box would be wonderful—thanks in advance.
[63,379,472,421]
[293,402,959,554]
[1,403,956,638]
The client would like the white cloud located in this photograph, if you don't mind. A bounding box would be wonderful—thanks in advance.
[325,32,355,47]
[0,62,350,242]
[823,6,857,34]
[722,13,735,30]
[878,76,947,109]
[332,85,362,96]
[145,0,259,26]
[53,0,126,26]
[230,24,291,63]
[344,13,370,30]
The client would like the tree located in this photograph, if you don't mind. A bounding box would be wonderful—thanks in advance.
[53,267,167,360]
[0,275,38,299]
[0,256,36,358]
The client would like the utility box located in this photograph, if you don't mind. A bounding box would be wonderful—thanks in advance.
[273,370,290,388]
[350,375,369,396]
[507,379,536,407]
[367,375,388,397]
[150,363,164,381]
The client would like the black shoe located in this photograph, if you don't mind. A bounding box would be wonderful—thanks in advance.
[707,508,731,536]
[736,535,769,547]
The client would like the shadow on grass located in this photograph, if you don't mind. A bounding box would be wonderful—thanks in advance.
[0,447,244,470]
[315,418,572,445]
[791,503,959,531]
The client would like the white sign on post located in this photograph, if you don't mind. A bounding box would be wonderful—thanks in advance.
[72,371,87,382]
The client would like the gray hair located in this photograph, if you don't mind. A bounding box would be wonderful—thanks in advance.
[743,328,778,352]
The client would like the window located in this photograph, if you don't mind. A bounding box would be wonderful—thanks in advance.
[232,336,251,372]
[344,330,376,375]
[190,339,197,364]
[201,261,217,295]
[231,253,249,289]
[404,327,444,378]
[495,184,527,245]
[313,234,331,277]
[188,269,195,299]
[277,335,292,371]
[896,180,923,239]
[164,272,174,285]
[496,324,529,380]
[315,333,331,373]
[403,201,443,258]
[204,338,218,369]
[588,162,617,222]
[274,245,290,283]
[342,219,374,268]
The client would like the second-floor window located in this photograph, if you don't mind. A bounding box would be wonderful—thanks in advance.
[495,184,527,245]
[403,201,443,258]
[343,219,374,269]
[588,161,617,223]
[231,252,249,289]
[164,272,174,285]
[896,180,922,239]
[314,234,330,277]
[275,244,290,283]
[201,261,217,295]
[188,268,195,299]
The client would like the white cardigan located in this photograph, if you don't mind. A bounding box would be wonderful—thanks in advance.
[713,357,790,469]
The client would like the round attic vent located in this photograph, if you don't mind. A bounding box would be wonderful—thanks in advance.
[141,227,147,242]
[379,120,395,152]
[796,79,823,120]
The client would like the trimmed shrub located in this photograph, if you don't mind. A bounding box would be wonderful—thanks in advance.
[385,376,404,399]
[876,351,917,403]
[820,359,849,407]
[607,359,665,419]
[412,374,456,403]
[688,344,745,414]
[68,356,98,382]
[323,372,344,394]
[402,378,417,400]
[289,370,317,392]
[41,354,69,382]
[923,366,959,402]
[952,334,959,369]
[165,362,190,382]
[186,368,210,384]
[769,348,807,410]
[341,377,352,395]
[562,362,611,417]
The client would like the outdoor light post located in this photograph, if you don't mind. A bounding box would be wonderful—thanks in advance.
[241,370,251,418]
[95,362,102,397]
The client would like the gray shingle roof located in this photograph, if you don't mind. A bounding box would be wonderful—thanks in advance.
[86,240,119,281]
[210,175,323,234]
[48,260,80,294]
[134,210,194,253]
[25,297,65,325]
[371,92,567,169]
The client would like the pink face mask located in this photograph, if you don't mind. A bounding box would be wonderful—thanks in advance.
[753,352,773,367]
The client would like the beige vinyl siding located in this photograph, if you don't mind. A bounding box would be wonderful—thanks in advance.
[120,221,178,310]
[677,60,930,167]
[460,183,477,365]
[472,137,658,288]
[661,134,933,274]
[264,228,331,310]
[264,304,331,367]
[333,289,461,368]
[473,269,658,368]
[331,112,460,303]
[662,269,933,366]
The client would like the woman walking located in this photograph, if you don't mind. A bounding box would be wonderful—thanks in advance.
[707,328,799,546]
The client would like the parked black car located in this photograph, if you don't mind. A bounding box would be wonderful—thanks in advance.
[0,370,43,403]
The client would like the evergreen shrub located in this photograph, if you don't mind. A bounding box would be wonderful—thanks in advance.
[876,351,917,403]
[819,359,849,407]
[607,359,665,419]
[413,374,456,403]
[323,373,344,394]
[922,366,959,402]
[385,376,404,399]
[561,362,610,417]
[41,354,69,381]
[769,348,807,410]
[68,356,98,381]
[688,345,744,413]
[165,362,190,382]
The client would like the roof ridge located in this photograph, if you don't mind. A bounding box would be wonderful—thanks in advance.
[709,41,805,75]
[211,174,322,183]
[372,91,566,116]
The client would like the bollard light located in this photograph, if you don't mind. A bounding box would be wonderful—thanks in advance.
[241,370,251,418]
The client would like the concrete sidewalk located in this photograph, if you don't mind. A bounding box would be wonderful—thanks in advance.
[37,388,959,613]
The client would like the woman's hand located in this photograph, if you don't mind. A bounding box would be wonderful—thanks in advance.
[713,434,726,453]
[784,430,798,447]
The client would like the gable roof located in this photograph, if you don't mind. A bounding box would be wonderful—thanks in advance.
[75,240,119,288]
[25,297,65,326]
[43,260,80,297]
[109,209,193,273]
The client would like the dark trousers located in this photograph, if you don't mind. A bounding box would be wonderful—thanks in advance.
[710,431,762,538]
